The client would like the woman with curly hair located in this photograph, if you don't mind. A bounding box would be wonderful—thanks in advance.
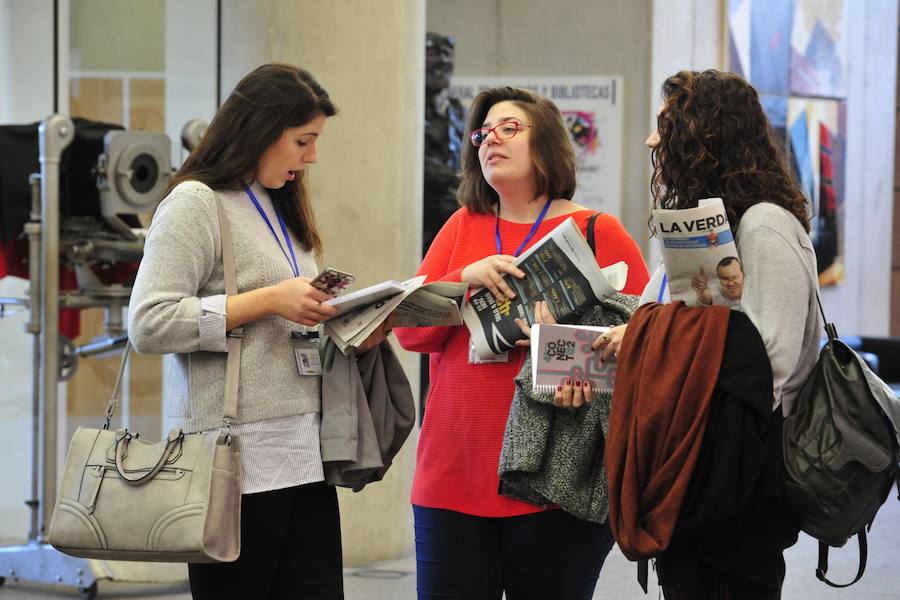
[597,69,823,599]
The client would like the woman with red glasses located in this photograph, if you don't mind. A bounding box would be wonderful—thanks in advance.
[395,86,649,599]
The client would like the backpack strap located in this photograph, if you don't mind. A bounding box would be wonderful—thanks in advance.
[586,212,601,254]
[636,558,649,593]
[816,531,867,588]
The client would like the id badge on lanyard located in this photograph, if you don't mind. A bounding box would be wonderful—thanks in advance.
[291,329,322,376]
[467,339,508,364]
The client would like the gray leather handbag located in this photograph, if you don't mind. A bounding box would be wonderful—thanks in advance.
[48,195,244,563]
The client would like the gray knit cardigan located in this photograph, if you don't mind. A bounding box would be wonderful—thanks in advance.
[498,293,639,523]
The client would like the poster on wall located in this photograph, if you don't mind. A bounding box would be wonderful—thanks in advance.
[449,76,624,217]
[788,98,847,286]
[790,0,849,98]
[728,0,793,96]
[727,0,849,287]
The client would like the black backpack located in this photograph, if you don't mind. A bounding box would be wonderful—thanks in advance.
[782,298,900,587]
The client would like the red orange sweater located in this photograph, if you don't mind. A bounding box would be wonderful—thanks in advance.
[395,207,649,517]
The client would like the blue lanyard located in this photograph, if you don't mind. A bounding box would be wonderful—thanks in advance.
[495,198,553,257]
[658,272,668,303]
[245,186,299,277]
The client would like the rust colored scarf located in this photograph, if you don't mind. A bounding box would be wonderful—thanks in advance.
[605,302,730,560]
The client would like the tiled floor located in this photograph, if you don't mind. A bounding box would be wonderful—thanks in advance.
[2,498,898,599]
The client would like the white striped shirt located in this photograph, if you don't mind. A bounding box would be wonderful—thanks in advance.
[227,413,325,495]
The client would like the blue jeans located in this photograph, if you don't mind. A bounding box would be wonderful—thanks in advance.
[414,505,615,600]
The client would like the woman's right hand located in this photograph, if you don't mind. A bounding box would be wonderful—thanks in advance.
[270,276,339,326]
[592,324,627,362]
[461,254,525,301]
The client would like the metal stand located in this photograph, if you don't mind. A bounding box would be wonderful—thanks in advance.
[0,114,189,597]
[0,115,100,598]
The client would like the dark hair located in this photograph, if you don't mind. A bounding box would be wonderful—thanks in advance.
[457,86,576,214]
[650,69,810,233]
[717,255,741,271]
[167,63,337,255]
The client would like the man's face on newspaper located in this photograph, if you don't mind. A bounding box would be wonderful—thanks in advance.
[717,260,744,301]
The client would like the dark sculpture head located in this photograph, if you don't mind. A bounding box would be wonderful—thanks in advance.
[426,32,456,92]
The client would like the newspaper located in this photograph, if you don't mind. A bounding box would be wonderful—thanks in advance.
[324,275,468,353]
[463,217,628,358]
[652,197,742,308]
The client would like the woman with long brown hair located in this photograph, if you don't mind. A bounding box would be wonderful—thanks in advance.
[395,86,649,599]
[129,63,388,599]
[598,69,822,599]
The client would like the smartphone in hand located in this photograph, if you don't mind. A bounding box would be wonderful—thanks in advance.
[310,267,355,296]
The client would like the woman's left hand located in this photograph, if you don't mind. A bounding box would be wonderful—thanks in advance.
[554,377,593,409]
[514,301,556,347]
[356,313,395,353]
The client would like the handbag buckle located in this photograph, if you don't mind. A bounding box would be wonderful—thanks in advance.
[103,401,117,430]
[222,417,233,445]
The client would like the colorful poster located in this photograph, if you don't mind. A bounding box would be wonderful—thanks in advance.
[728,0,849,287]
[790,0,849,98]
[788,98,847,285]
[760,94,790,157]
[449,76,624,217]
[728,0,793,96]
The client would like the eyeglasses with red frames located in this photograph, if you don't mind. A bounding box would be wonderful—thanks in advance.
[469,120,531,147]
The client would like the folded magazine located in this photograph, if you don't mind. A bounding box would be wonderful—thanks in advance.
[324,276,468,353]
[463,217,627,358]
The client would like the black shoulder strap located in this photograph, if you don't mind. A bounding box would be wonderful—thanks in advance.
[587,212,602,254]
[637,558,649,593]
[816,531,867,588]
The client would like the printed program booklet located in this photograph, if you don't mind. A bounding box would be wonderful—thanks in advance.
[324,275,468,353]
[652,197,742,308]
[463,216,628,358]
[530,323,616,393]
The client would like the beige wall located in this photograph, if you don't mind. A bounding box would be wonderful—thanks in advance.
[220,0,425,565]
[427,0,654,254]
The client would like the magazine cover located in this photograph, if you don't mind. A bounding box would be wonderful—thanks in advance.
[652,197,743,308]
[463,217,627,358]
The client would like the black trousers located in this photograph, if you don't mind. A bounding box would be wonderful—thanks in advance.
[189,481,343,600]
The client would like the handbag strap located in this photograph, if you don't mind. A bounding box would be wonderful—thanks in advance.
[105,193,243,429]
[215,194,242,425]
[586,212,601,254]
[113,428,184,486]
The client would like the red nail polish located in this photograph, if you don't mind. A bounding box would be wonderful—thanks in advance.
[575,380,582,387]
[557,385,563,392]
[565,378,571,386]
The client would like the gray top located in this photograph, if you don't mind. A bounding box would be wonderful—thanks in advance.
[735,202,822,414]
[640,202,822,415]
[128,181,321,433]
